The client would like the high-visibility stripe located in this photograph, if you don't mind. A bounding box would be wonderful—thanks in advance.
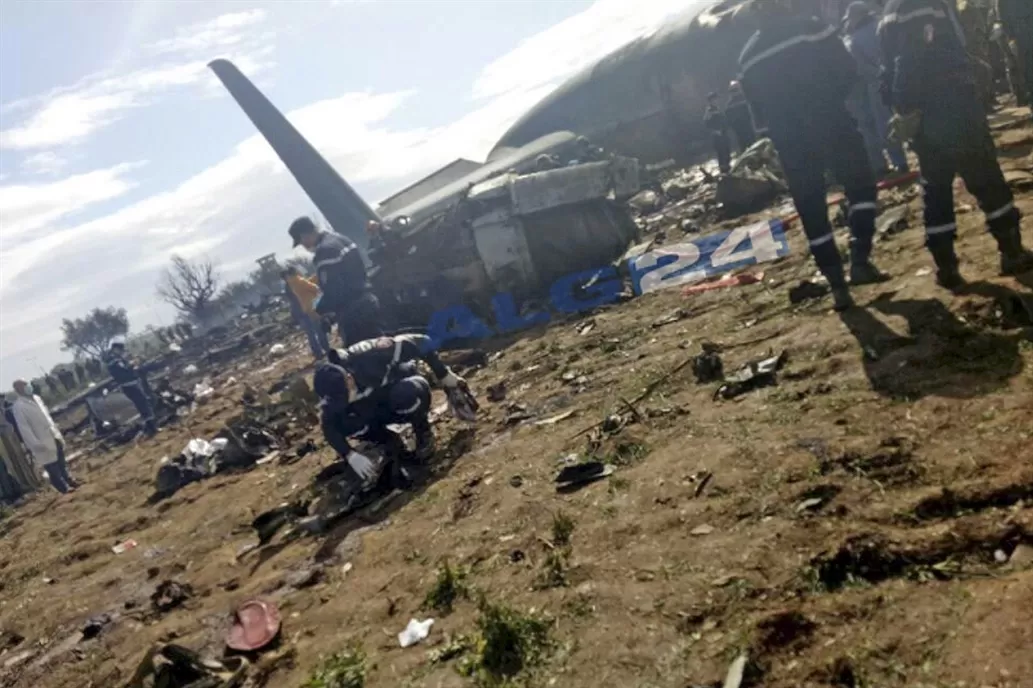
[809,233,836,248]
[926,223,956,236]
[882,7,947,26]
[986,202,1015,221]
[397,398,422,415]
[849,202,877,216]
[314,245,355,269]
[741,25,838,73]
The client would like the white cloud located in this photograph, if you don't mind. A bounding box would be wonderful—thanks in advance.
[0,162,142,243]
[0,0,701,386]
[20,151,70,176]
[473,0,701,101]
[0,10,274,152]
[149,9,268,56]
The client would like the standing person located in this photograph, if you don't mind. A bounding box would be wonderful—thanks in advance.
[703,92,732,173]
[281,267,330,359]
[104,337,158,437]
[725,81,757,153]
[9,380,78,494]
[739,0,888,311]
[996,0,1033,109]
[842,2,910,174]
[880,0,1033,287]
[288,216,385,346]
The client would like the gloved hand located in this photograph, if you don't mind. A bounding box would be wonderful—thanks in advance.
[888,111,922,143]
[441,369,479,421]
[346,450,377,483]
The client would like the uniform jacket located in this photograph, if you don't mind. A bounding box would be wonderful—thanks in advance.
[703,105,728,134]
[739,15,859,145]
[317,334,447,457]
[104,349,140,386]
[311,232,370,315]
[845,15,884,84]
[9,395,62,469]
[878,0,973,113]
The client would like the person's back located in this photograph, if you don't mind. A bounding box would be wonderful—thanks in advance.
[740,14,858,143]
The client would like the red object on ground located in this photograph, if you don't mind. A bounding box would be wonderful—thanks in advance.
[226,599,282,652]
[682,272,764,296]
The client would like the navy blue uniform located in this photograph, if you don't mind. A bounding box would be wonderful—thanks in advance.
[104,348,157,435]
[314,334,447,464]
[740,13,881,300]
[703,104,732,173]
[880,0,1031,282]
[311,231,384,345]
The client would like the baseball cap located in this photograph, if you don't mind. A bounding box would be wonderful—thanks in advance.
[288,216,317,247]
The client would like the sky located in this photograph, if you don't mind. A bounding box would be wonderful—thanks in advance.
[0,0,704,387]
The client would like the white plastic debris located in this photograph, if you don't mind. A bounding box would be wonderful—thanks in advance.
[193,379,215,402]
[184,438,225,460]
[269,343,287,356]
[168,343,182,353]
[398,618,434,648]
[183,364,199,375]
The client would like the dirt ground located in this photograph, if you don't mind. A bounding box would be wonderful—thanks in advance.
[1,110,1031,688]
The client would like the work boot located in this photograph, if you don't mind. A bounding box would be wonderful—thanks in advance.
[413,419,436,463]
[849,261,891,286]
[928,243,964,290]
[994,228,1033,276]
[831,285,855,312]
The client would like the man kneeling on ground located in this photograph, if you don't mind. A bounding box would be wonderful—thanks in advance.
[313,334,477,492]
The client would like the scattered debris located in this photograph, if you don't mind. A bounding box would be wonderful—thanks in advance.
[398,618,435,648]
[284,567,323,590]
[555,461,614,493]
[269,343,287,356]
[112,539,138,555]
[690,524,715,536]
[692,471,713,498]
[692,344,724,383]
[82,612,115,640]
[1007,544,1033,570]
[151,580,193,614]
[715,350,789,400]
[576,320,596,336]
[534,410,576,426]
[683,271,763,296]
[722,653,749,688]
[875,206,909,239]
[226,599,281,652]
[652,308,687,328]
[486,382,507,402]
[126,644,248,688]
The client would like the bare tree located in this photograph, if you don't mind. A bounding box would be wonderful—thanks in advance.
[60,306,130,358]
[156,255,221,323]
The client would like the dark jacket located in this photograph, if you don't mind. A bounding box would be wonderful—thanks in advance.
[103,349,140,387]
[315,334,447,456]
[311,231,370,315]
[996,0,1033,32]
[739,15,858,144]
[878,0,973,113]
[703,105,728,134]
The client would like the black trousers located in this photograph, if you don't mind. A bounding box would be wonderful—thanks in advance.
[336,293,386,347]
[773,107,878,285]
[712,132,731,173]
[912,98,1019,252]
[121,382,157,433]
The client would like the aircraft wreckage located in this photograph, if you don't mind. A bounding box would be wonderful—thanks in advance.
[208,0,850,327]
[209,60,641,329]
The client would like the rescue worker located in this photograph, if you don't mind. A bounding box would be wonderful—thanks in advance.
[739,0,888,311]
[289,216,384,346]
[879,0,1033,287]
[996,0,1033,108]
[725,80,757,153]
[989,17,1028,106]
[104,337,158,437]
[955,0,996,109]
[703,92,732,173]
[313,333,476,492]
[842,1,910,174]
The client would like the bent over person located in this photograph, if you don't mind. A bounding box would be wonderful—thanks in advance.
[313,334,477,493]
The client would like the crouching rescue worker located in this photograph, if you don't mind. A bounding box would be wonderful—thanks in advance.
[289,216,385,346]
[313,334,477,492]
[739,0,888,311]
[879,0,1033,287]
[104,337,158,437]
